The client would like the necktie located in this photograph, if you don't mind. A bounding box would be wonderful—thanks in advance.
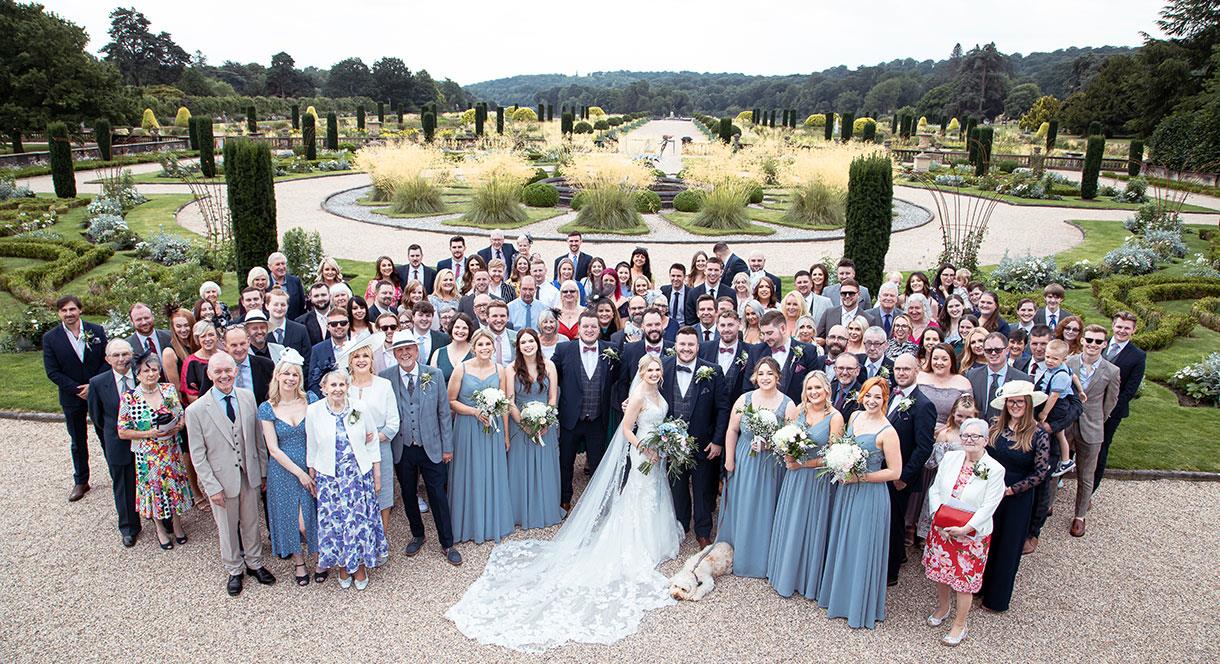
[1106,342,1120,361]
[868,362,877,378]
[889,387,904,413]
[703,330,711,341]
[883,313,892,336]
[835,386,846,409]
[274,328,283,344]
[1049,313,1057,329]
[145,336,155,355]
[120,375,130,393]
[224,394,236,422]
[708,286,716,299]
[671,293,680,321]
[407,373,415,396]
[236,364,247,389]
[494,249,502,263]
[524,303,533,330]
[774,346,786,354]
[987,373,1001,411]
[495,337,504,364]
[454,262,462,282]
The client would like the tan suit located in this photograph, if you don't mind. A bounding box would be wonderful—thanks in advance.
[1065,355,1119,519]
[186,387,268,575]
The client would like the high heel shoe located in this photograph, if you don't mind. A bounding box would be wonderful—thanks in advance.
[354,575,369,591]
[174,533,188,545]
[294,563,310,587]
[926,610,950,627]
[313,569,329,584]
[338,573,352,589]
[156,531,174,551]
[941,626,969,647]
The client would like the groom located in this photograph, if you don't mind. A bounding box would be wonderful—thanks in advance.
[552,310,620,511]
[661,327,729,547]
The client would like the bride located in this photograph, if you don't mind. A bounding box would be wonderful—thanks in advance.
[446,354,684,651]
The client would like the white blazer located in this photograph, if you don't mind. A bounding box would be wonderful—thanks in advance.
[927,450,1007,540]
[305,397,380,477]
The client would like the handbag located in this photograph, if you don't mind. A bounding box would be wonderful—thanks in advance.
[932,496,976,529]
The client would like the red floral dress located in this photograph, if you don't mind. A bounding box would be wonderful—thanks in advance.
[922,460,992,593]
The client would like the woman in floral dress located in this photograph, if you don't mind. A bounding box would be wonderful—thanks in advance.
[117,353,192,549]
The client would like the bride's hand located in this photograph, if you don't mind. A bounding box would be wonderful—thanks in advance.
[645,448,659,464]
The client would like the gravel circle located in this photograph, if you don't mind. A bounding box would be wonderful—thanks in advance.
[1,417,1215,662]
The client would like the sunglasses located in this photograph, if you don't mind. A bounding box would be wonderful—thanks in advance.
[840,291,858,296]
[561,290,577,294]
[327,320,349,327]
[380,324,398,332]
[1083,337,1107,345]
[983,347,1006,354]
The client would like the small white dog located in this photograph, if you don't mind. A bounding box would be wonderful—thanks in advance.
[668,542,733,601]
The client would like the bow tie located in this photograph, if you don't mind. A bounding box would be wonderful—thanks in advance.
[773,346,786,354]
[646,345,661,353]
[583,345,597,353]
[676,365,692,373]
[720,346,735,353]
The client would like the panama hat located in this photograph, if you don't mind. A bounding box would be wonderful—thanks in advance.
[989,379,1048,411]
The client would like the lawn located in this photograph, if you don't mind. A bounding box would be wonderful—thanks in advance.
[116,169,362,185]
[441,207,566,229]
[897,179,1216,213]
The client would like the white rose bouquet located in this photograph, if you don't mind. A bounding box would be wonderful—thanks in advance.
[770,422,813,461]
[738,403,780,456]
[817,433,868,483]
[519,401,558,446]
[637,417,696,478]
[473,387,510,433]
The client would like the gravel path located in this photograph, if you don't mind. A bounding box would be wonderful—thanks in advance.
[1,417,1215,662]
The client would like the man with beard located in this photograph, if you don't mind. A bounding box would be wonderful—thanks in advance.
[860,326,895,384]
[699,309,760,404]
[610,296,648,346]
[820,324,851,373]
[614,308,672,415]
[295,282,332,346]
[242,310,284,365]
[829,352,863,419]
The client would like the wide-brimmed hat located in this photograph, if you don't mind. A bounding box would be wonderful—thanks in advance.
[335,331,385,369]
[389,330,419,349]
[242,309,269,326]
[989,379,1048,411]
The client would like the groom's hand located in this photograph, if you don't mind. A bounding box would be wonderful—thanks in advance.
[704,443,722,459]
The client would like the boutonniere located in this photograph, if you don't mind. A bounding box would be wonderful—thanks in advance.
[878,365,891,379]
[695,366,716,382]
[847,390,859,402]
[972,460,990,480]
[601,348,619,362]
[347,409,362,427]
[82,329,97,345]
[792,345,804,359]
[664,347,676,358]
[736,350,749,367]
[895,397,914,413]
[419,373,433,391]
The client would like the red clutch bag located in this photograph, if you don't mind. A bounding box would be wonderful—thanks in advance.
[932,497,975,529]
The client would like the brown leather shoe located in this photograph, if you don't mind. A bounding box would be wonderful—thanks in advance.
[696,536,713,548]
[68,483,90,502]
[1022,536,1038,555]
[1070,518,1086,537]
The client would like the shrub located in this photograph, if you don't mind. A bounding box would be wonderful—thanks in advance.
[325,113,338,150]
[824,114,835,140]
[1063,258,1110,282]
[594,119,609,131]
[521,182,559,207]
[783,180,845,227]
[1046,119,1059,151]
[422,112,436,142]
[141,108,160,131]
[526,168,548,185]
[0,305,60,352]
[1141,228,1188,260]
[1183,253,1220,278]
[946,117,960,135]
[854,117,876,140]
[607,116,623,126]
[301,113,317,161]
[280,228,324,277]
[692,182,753,230]
[1124,201,1182,234]
[748,184,764,204]
[1103,241,1160,276]
[561,112,574,136]
[292,104,301,129]
[513,107,538,122]
[718,118,733,143]
[635,189,662,213]
[462,150,532,226]
[673,189,704,212]
[573,121,592,134]
[197,116,216,176]
[989,252,1065,292]
[1113,176,1148,204]
[1081,134,1104,199]
[804,113,826,127]
[1127,139,1144,176]
[0,176,34,203]
[570,190,588,210]
[47,122,75,198]
[391,179,444,213]
[843,153,893,294]
[565,152,653,230]
[85,213,137,248]
[86,197,123,217]
[224,140,278,284]
[94,260,220,317]
[94,119,113,161]
[134,231,192,265]
[356,105,366,130]
[1170,353,1220,405]
[996,160,1020,174]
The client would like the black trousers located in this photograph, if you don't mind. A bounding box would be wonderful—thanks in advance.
[1094,414,1124,492]
[981,489,1035,612]
[394,445,453,550]
[107,461,140,537]
[64,404,90,485]
[1029,445,1061,538]
[669,450,719,538]
[886,482,912,583]
[559,417,607,504]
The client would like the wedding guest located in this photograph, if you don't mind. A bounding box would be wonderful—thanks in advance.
[686,256,733,323]
[767,372,843,599]
[307,308,353,395]
[956,268,974,292]
[86,340,137,544]
[687,250,708,289]
[614,309,673,415]
[660,263,690,327]
[117,352,191,550]
[257,350,321,586]
[347,296,375,341]
[555,231,592,280]
[816,278,864,339]
[180,321,219,404]
[342,335,400,544]
[830,352,863,417]
[630,274,655,305]
[884,353,938,584]
[1065,324,1119,537]
[780,291,807,339]
[329,283,353,316]
[44,295,108,502]
[438,236,470,284]
[161,309,197,391]
[860,326,895,382]
[594,298,622,340]
[266,289,312,360]
[845,316,868,356]
[1055,315,1085,356]
[753,277,778,310]
[601,268,626,313]
[448,329,514,544]
[192,298,217,328]
[701,309,758,404]
[509,276,547,331]
[1013,298,1037,337]
[373,314,399,373]
[295,282,331,346]
[885,315,919,360]
[916,343,972,423]
[198,281,232,328]
[394,281,423,322]
[746,250,782,295]
[307,370,388,590]
[809,262,831,297]
[817,377,900,629]
[795,315,818,345]
[976,291,1010,336]
[719,358,796,578]
[487,259,517,302]
[511,253,534,290]
[407,301,449,368]
[958,327,989,373]
[233,287,265,323]
[506,328,564,529]
[476,230,517,279]
[315,256,345,290]
[127,302,171,360]
[396,244,436,294]
[823,259,873,308]
[629,246,653,286]
[460,255,488,295]
[966,333,1031,420]
[939,294,969,347]
[246,266,271,294]
[580,256,607,297]
[537,309,561,359]
[714,242,749,287]
[554,257,586,304]
[555,281,584,339]
[795,269,834,326]
[916,394,978,540]
[437,304,457,333]
[1033,283,1071,328]
[905,294,938,342]
[432,313,474,384]
[185,352,275,596]
[486,300,517,365]
[382,333,461,566]
[551,310,619,509]
[429,268,461,318]
[364,256,402,303]
[367,281,400,321]
[901,271,938,319]
[741,299,764,344]
[932,263,962,308]
[1009,328,1031,369]
[979,381,1050,612]
[923,417,1006,646]
[965,281,985,315]
[916,327,944,372]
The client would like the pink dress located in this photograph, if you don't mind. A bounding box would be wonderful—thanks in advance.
[922,460,992,593]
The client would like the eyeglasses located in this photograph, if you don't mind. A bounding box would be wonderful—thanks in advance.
[327,320,349,327]
[960,433,986,441]
[561,290,577,294]
[1083,337,1107,345]
[983,347,1006,354]
[864,341,885,347]
[379,324,398,332]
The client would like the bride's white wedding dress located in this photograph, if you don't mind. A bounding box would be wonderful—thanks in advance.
[446,393,683,652]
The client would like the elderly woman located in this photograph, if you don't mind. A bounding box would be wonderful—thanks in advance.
[198,281,231,328]
[306,370,388,590]
[537,309,561,359]
[901,271,938,320]
[922,417,1006,646]
[979,381,1050,614]
[329,282,353,313]
[905,294,938,341]
[553,258,587,305]
[117,352,191,549]
[315,256,345,290]
[885,314,919,360]
[341,334,399,545]
[246,267,271,294]
[180,320,219,404]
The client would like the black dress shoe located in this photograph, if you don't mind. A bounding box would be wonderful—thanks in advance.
[404,536,425,556]
[246,567,277,585]
[122,534,137,548]
[227,574,243,596]
[445,548,463,566]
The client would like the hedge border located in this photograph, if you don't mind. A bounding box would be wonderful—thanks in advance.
[0,238,114,309]
[1092,274,1220,350]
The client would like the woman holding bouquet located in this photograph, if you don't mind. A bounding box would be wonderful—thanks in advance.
[505,329,563,530]
[817,376,902,629]
[718,358,797,578]
[448,328,514,544]
[767,372,843,599]
[923,417,1007,646]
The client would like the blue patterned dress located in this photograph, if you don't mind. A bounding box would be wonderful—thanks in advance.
[816,420,892,629]
[716,391,790,578]
[507,375,564,529]
[316,409,388,572]
[767,411,835,599]
[449,366,514,544]
[258,395,319,557]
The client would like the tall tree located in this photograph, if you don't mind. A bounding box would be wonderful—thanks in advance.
[437,78,473,111]
[1003,82,1042,118]
[372,57,414,107]
[1156,0,1220,39]
[324,57,372,97]
[100,7,189,86]
[411,69,438,108]
[265,52,311,97]
[947,43,1012,120]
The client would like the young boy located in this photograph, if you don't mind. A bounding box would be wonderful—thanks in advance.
[1038,339,1085,477]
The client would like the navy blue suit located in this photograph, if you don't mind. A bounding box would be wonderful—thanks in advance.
[661,356,730,538]
[272,319,312,362]
[699,338,761,405]
[759,341,822,404]
[43,322,108,485]
[551,339,621,503]
[86,370,139,538]
[719,253,749,288]
[830,376,864,420]
[885,384,938,583]
[306,339,341,395]
[396,263,437,294]
[295,309,326,347]
[614,339,674,414]
[477,245,518,279]
[554,252,593,281]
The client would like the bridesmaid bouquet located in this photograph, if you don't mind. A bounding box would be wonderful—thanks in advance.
[474,387,510,433]
[770,423,813,462]
[638,418,695,479]
[737,403,779,456]
[519,402,558,446]
[817,434,867,483]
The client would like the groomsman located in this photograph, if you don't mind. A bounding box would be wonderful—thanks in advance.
[614,308,672,412]
[86,340,139,546]
[382,333,462,566]
[966,333,1030,420]
[485,301,516,365]
[816,279,865,338]
[551,311,620,510]
[700,309,759,404]
[660,263,691,327]
[885,353,937,586]
[307,308,353,394]
[662,327,729,547]
[758,310,821,403]
[295,282,332,346]
[476,230,517,279]
[408,301,449,365]
[712,241,748,287]
[436,235,469,284]
[554,231,592,281]
[1095,311,1145,492]
[266,252,306,320]
[396,244,437,293]
[42,294,108,502]
[264,289,312,361]
[823,259,873,308]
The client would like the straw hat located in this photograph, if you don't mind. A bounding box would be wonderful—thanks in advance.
[989,379,1048,411]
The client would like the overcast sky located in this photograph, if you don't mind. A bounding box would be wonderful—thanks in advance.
[42,0,1166,85]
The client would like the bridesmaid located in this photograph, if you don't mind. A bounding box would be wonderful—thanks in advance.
[448,329,514,544]
[718,358,796,578]
[432,313,474,384]
[505,328,564,529]
[257,350,321,586]
[817,377,902,629]
[767,371,843,599]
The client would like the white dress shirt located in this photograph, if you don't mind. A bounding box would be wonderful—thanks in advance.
[314,310,330,339]
[840,306,860,326]
[414,327,433,364]
[63,323,86,361]
[114,370,135,394]
[537,282,561,308]
[676,359,696,396]
[579,342,599,378]
[405,264,426,286]
[716,340,739,373]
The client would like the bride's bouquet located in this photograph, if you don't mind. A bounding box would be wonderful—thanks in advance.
[817,433,868,484]
[637,417,696,479]
[770,422,814,462]
[519,401,558,446]
[738,403,780,456]
[473,387,510,433]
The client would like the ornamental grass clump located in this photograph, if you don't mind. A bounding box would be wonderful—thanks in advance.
[777,142,875,228]
[682,144,762,231]
[565,152,655,231]
[461,150,534,226]
[354,143,449,213]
